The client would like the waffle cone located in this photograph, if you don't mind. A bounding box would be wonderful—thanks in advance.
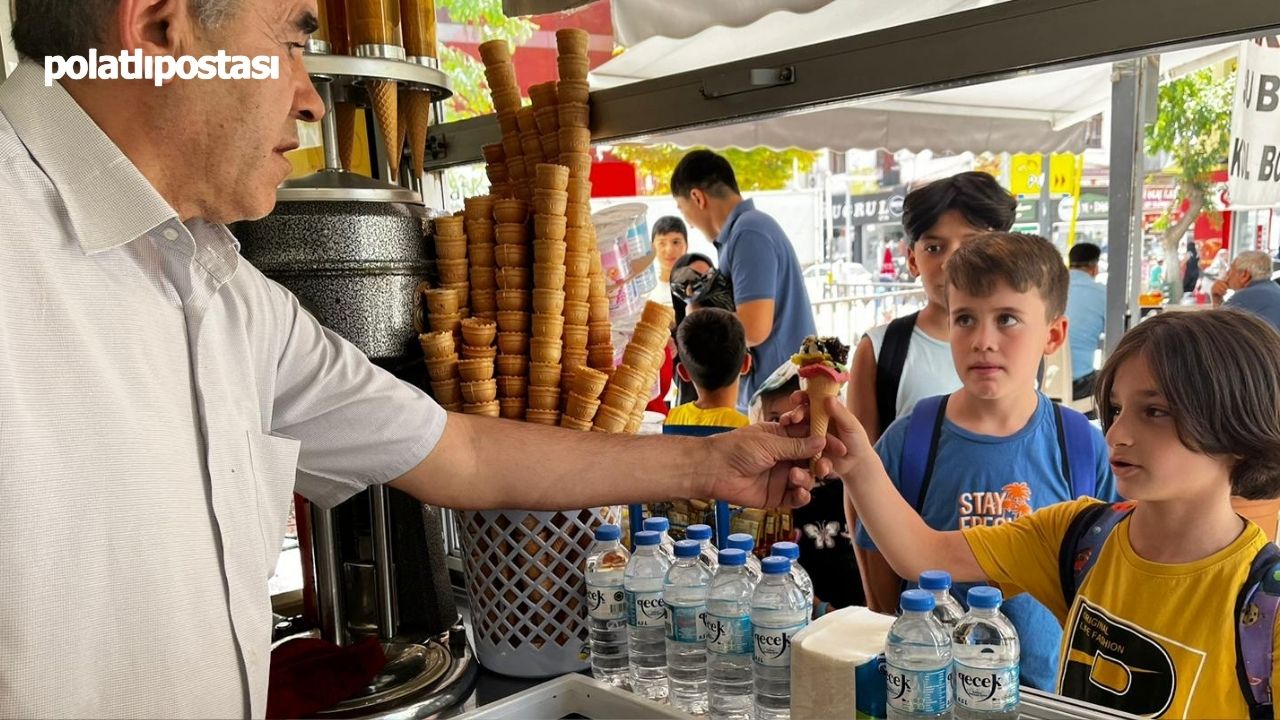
[369,80,400,178]
[335,102,359,171]
[408,91,432,177]
[396,88,411,173]
[805,374,842,472]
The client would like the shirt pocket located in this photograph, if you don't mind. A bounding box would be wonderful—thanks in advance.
[246,431,302,573]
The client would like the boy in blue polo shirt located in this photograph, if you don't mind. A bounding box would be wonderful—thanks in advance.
[670,150,814,409]
[854,233,1116,690]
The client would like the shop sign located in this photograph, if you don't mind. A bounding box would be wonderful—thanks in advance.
[1015,199,1039,225]
[1049,153,1081,196]
[1229,40,1280,208]
[848,187,906,227]
[1057,190,1109,222]
[1010,153,1044,197]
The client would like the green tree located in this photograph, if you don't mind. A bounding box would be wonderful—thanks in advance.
[611,144,819,195]
[1145,67,1234,302]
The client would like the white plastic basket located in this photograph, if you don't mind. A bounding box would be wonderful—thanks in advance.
[459,506,622,678]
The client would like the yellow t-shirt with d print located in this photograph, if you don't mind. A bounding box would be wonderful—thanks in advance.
[963,498,1280,719]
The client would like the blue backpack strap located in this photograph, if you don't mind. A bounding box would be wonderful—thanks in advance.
[1236,542,1280,719]
[1053,403,1098,499]
[1057,502,1133,609]
[898,394,948,513]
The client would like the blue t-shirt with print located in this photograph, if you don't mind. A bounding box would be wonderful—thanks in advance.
[856,392,1117,691]
[715,199,815,409]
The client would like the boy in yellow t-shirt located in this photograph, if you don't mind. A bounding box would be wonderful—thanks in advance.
[665,307,751,429]
[815,265,1280,716]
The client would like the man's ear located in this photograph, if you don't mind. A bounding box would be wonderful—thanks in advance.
[675,362,691,383]
[690,187,709,211]
[117,0,196,57]
[740,353,752,377]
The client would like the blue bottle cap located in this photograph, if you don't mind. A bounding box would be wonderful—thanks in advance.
[762,556,791,574]
[643,517,670,533]
[634,530,661,546]
[594,524,621,542]
[718,548,747,566]
[918,570,953,591]
[727,533,755,552]
[900,588,936,613]
[771,541,800,560]
[686,524,712,541]
[674,539,701,558]
[967,586,1004,609]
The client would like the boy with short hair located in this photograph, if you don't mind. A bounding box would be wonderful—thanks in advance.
[854,233,1116,691]
[666,308,752,428]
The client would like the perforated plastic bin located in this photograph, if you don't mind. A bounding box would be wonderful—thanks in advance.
[459,507,623,678]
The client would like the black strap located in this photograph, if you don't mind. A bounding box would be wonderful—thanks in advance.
[913,394,949,514]
[1056,502,1113,610]
[875,312,919,435]
[1052,403,1073,497]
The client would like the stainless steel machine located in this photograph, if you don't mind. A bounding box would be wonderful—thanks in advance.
[232,48,476,718]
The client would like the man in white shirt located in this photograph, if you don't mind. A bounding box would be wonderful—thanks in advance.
[0,2,821,717]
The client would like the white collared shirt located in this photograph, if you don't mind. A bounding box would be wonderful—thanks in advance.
[0,62,445,718]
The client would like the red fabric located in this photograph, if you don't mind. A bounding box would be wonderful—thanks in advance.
[646,343,674,416]
[267,636,386,719]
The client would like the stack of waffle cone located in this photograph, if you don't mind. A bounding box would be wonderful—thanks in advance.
[529,81,560,163]
[458,317,499,417]
[368,79,400,179]
[421,329,461,412]
[593,362,645,433]
[560,366,608,431]
[479,39,525,201]
[555,28,592,194]
[606,300,674,432]
[525,163,570,421]
[491,196,530,414]
[463,195,496,320]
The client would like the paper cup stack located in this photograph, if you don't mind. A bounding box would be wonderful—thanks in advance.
[560,366,609,431]
[463,195,497,320]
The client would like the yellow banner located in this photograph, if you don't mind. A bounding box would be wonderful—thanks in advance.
[1010,153,1044,197]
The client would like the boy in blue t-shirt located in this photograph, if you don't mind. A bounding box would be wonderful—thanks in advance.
[855,232,1117,691]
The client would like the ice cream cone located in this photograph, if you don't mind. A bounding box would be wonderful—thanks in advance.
[803,373,841,463]
[408,91,433,177]
[368,80,400,178]
[335,102,359,171]
[396,87,411,173]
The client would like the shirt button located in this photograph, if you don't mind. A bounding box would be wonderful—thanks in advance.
[162,228,179,241]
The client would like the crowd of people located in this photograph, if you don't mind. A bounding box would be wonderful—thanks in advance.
[657,151,1280,717]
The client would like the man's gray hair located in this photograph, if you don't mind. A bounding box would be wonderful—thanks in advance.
[12,0,238,62]
[1232,251,1274,283]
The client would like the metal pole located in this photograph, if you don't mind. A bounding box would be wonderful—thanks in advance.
[316,82,342,172]
[311,505,347,646]
[370,485,397,641]
[1104,56,1158,358]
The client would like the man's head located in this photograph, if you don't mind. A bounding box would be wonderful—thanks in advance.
[1068,242,1103,277]
[945,232,1069,402]
[1228,251,1273,291]
[652,216,689,274]
[13,0,323,223]
[901,172,1017,308]
[670,150,742,241]
[675,307,751,400]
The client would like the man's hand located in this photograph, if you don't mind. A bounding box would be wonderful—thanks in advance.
[782,392,878,483]
[1211,278,1229,306]
[706,422,823,509]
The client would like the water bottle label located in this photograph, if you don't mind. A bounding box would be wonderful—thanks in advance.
[625,589,665,628]
[586,582,626,621]
[954,661,1019,711]
[665,603,707,643]
[885,662,950,714]
[706,613,752,656]
[752,621,806,668]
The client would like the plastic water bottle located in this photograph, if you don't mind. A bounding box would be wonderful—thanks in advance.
[751,556,808,720]
[665,539,713,714]
[585,524,631,688]
[645,516,677,562]
[886,589,952,719]
[919,570,965,632]
[769,542,813,608]
[952,587,1020,720]
[727,533,762,582]
[706,549,756,720]
[626,530,672,701]
[686,523,720,572]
